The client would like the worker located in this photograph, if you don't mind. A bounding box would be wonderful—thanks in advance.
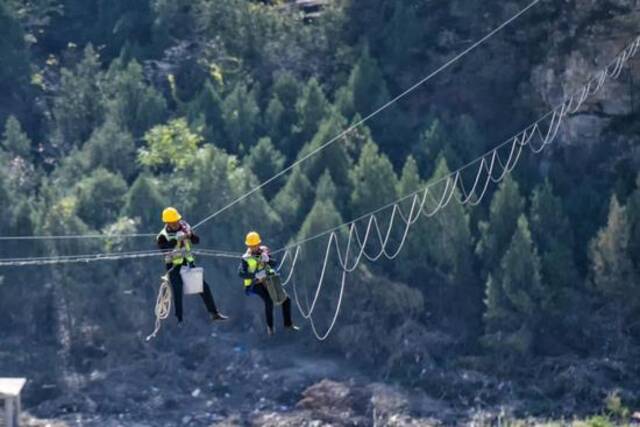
[157,207,228,324]
[238,231,299,336]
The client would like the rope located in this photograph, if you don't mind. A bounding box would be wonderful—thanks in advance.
[146,271,173,342]
[272,34,640,340]
[189,0,543,230]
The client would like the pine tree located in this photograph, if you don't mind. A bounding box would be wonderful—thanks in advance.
[393,155,426,281]
[187,80,225,145]
[84,120,137,181]
[293,78,330,146]
[222,82,261,152]
[589,195,637,305]
[627,174,640,268]
[339,46,397,151]
[2,116,31,159]
[588,195,639,352]
[529,180,579,312]
[104,59,167,137]
[412,119,455,177]
[298,110,352,208]
[272,167,314,236]
[350,140,397,218]
[0,2,30,96]
[484,215,544,355]
[347,46,390,119]
[75,168,128,230]
[123,174,166,231]
[53,45,105,147]
[296,197,345,274]
[316,169,338,203]
[266,72,301,154]
[243,137,285,193]
[476,175,525,278]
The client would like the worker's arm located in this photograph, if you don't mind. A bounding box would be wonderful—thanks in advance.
[260,246,278,270]
[189,232,200,244]
[157,235,177,251]
[238,259,254,280]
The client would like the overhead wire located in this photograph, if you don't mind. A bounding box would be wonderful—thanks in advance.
[0,0,541,243]
[189,0,544,229]
[265,34,640,340]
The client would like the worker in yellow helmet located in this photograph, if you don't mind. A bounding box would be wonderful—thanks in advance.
[157,207,228,324]
[238,231,299,336]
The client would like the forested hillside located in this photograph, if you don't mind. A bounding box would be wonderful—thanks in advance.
[0,0,639,425]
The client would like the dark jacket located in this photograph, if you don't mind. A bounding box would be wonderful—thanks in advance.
[156,221,201,251]
[238,246,278,281]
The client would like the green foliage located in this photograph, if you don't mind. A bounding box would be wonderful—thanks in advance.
[413,119,454,176]
[589,195,637,306]
[177,146,281,250]
[605,390,631,421]
[75,168,128,230]
[243,137,285,190]
[341,46,390,118]
[123,174,166,231]
[627,174,640,268]
[139,118,203,172]
[423,159,474,286]
[265,72,301,154]
[0,1,30,93]
[529,180,579,312]
[188,80,225,145]
[293,78,330,145]
[84,120,138,181]
[581,416,614,427]
[222,82,261,152]
[40,194,96,256]
[477,175,525,278]
[316,169,338,203]
[52,45,105,146]
[350,140,397,218]
[44,0,153,59]
[2,115,31,158]
[272,167,314,235]
[484,215,544,355]
[103,59,167,137]
[298,110,352,206]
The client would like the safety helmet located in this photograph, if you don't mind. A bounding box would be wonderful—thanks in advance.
[162,207,182,223]
[245,231,262,246]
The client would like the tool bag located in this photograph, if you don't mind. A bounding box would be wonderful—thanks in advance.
[265,273,288,305]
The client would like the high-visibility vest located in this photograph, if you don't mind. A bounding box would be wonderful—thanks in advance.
[157,227,195,266]
[242,250,274,287]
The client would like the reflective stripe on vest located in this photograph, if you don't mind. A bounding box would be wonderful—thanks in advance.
[242,252,272,287]
[158,227,194,265]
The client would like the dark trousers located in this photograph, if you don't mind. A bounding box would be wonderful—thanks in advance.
[251,282,293,328]
[168,265,219,322]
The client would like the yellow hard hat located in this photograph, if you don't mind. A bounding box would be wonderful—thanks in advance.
[245,231,262,246]
[162,207,182,223]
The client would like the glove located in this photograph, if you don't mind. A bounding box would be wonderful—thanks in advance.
[176,231,187,241]
[260,252,270,263]
[255,270,267,281]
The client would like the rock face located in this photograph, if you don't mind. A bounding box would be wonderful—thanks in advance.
[530,0,640,147]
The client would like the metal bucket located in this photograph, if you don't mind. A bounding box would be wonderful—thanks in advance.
[180,266,204,295]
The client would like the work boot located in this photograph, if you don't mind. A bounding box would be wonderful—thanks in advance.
[211,312,229,321]
[266,325,275,336]
[285,324,300,332]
